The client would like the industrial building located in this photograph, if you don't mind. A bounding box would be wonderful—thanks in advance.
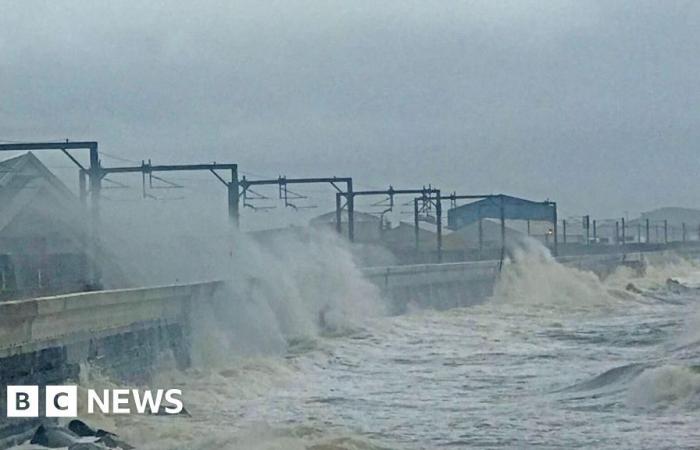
[0,153,92,300]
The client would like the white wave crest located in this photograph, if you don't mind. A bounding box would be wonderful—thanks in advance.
[626,365,700,410]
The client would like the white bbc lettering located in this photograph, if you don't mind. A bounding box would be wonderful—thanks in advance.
[112,389,131,414]
[45,385,77,417]
[6,386,185,416]
[87,389,110,414]
[163,389,183,414]
[133,389,163,414]
[7,386,39,418]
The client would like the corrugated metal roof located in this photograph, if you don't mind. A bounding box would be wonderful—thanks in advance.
[447,194,555,230]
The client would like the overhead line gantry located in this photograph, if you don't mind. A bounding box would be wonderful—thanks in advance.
[91,160,240,226]
[239,176,354,237]
[339,186,442,260]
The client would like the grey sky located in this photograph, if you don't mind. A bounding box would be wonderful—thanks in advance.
[1,0,699,220]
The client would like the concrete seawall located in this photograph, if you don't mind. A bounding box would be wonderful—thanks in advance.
[0,281,221,447]
[361,251,693,313]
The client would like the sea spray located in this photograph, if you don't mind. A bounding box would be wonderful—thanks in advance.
[491,238,625,310]
[187,227,385,364]
[67,208,390,449]
[627,365,700,410]
[605,251,700,291]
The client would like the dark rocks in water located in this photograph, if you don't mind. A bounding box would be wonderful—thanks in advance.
[667,278,682,287]
[96,428,118,438]
[69,419,117,439]
[666,278,690,294]
[67,419,133,449]
[31,425,80,447]
[69,443,108,450]
[625,283,643,294]
[153,404,191,416]
[97,433,135,449]
[68,419,98,437]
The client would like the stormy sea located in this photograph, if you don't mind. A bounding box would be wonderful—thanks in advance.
[13,240,700,450]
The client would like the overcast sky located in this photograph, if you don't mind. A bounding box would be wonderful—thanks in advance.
[1,0,699,220]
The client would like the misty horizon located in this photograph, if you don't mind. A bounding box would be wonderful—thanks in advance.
[2,1,699,220]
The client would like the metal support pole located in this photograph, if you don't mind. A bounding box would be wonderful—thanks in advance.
[615,221,619,245]
[637,222,641,243]
[527,219,531,236]
[88,146,101,288]
[682,222,687,242]
[347,181,355,242]
[552,203,558,256]
[562,219,567,245]
[593,219,597,243]
[664,220,668,244]
[646,219,650,244]
[436,189,442,263]
[78,170,87,206]
[478,217,483,260]
[584,215,590,245]
[228,166,240,227]
[414,198,420,253]
[335,193,342,234]
[500,196,506,261]
[621,217,625,247]
[78,169,89,279]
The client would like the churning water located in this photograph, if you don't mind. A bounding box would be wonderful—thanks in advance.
[16,239,700,450]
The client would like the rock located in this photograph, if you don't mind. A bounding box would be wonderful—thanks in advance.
[68,419,98,437]
[98,434,135,449]
[30,425,80,448]
[69,443,108,450]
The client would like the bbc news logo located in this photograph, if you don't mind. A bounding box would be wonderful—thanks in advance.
[6,386,183,417]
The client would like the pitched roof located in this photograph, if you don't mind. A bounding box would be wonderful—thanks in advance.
[310,209,381,224]
[447,194,555,230]
[0,152,82,232]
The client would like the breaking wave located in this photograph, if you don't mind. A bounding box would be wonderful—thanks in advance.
[626,365,700,410]
[558,363,648,394]
[491,239,633,310]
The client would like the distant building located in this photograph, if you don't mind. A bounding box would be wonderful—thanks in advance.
[640,207,700,242]
[641,207,700,227]
[310,210,382,243]
[0,153,93,300]
[381,221,437,251]
[443,218,523,249]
